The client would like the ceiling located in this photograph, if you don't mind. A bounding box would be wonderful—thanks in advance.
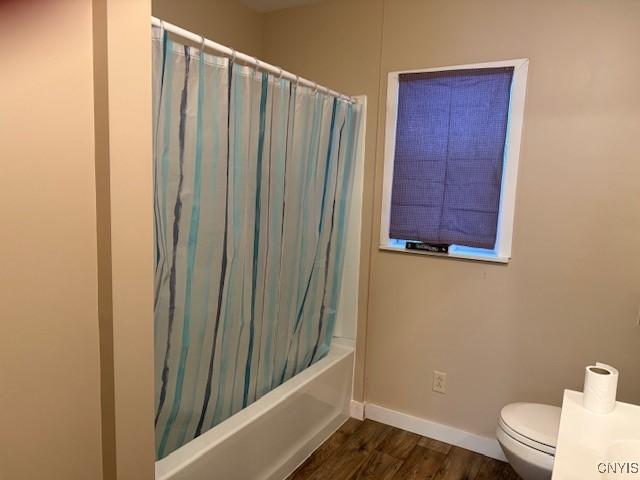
[238,0,327,13]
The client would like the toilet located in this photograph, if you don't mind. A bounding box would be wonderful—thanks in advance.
[496,403,562,480]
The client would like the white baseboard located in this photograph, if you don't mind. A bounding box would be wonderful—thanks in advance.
[364,403,506,461]
[350,400,365,420]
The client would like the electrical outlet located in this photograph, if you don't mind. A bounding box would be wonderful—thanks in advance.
[433,371,447,394]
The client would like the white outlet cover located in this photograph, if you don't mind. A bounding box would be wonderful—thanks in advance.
[433,371,447,394]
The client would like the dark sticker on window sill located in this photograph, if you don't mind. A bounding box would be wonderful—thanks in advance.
[405,242,450,253]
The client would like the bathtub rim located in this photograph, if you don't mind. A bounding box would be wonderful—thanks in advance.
[155,337,355,479]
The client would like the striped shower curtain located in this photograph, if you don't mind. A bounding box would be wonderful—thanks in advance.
[152,28,362,459]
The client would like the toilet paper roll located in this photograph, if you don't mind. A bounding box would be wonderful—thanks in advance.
[583,362,619,414]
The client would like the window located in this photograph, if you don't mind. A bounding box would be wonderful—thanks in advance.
[380,59,528,263]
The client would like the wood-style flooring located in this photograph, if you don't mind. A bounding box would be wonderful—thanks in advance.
[286,419,519,480]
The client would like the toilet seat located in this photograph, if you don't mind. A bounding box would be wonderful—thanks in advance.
[499,403,561,455]
[498,417,555,455]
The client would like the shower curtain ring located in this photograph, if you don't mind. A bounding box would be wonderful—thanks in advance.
[313,82,318,94]
[277,67,284,80]
[230,49,236,64]
[253,57,260,70]
[295,75,300,87]
[199,35,206,52]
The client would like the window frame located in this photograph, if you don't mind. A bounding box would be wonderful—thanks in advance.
[380,58,529,264]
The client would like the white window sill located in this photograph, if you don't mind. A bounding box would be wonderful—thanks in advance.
[379,244,510,264]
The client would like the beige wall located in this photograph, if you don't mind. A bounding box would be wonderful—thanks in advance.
[100,1,156,479]
[0,1,103,479]
[0,0,155,478]
[153,0,263,57]
[264,0,640,438]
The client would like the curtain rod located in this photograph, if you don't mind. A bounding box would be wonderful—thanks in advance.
[152,17,356,104]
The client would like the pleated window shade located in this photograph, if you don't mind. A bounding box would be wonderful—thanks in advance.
[389,67,514,249]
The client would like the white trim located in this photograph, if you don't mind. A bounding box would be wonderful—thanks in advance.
[388,59,528,76]
[364,403,507,461]
[495,59,528,258]
[334,95,367,341]
[350,400,365,420]
[380,59,529,264]
[379,245,510,264]
[336,95,367,420]
[380,71,400,254]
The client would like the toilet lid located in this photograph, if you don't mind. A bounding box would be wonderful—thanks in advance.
[500,403,561,451]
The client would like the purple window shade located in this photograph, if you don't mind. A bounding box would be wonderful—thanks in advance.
[389,67,514,249]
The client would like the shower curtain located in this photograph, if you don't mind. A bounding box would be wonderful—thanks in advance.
[152,27,362,459]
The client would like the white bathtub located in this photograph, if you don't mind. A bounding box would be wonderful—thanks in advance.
[156,338,355,480]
